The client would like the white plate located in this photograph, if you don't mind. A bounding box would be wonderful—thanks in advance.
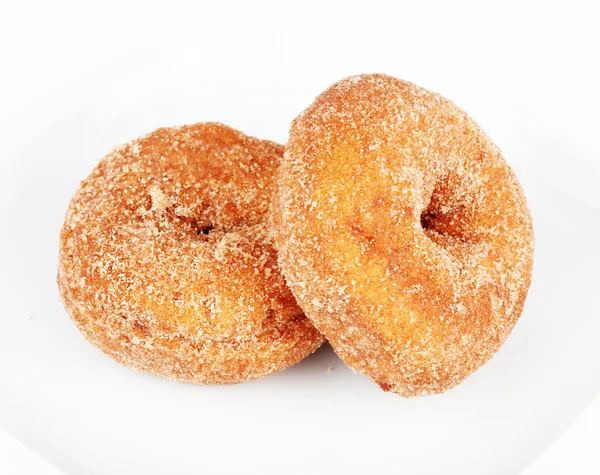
[1,35,599,475]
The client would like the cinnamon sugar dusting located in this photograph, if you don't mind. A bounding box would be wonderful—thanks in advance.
[273,74,534,397]
[58,122,323,384]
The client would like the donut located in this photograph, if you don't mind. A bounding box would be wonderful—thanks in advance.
[58,122,324,384]
[274,74,534,396]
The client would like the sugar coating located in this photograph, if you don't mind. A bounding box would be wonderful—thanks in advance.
[58,122,324,384]
[273,74,534,397]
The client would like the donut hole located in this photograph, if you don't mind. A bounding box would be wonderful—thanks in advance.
[419,178,480,245]
[197,224,214,236]
[420,203,469,245]
[173,214,217,240]
[419,209,437,233]
[419,183,457,237]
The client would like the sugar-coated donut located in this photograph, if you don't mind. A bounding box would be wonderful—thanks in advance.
[274,74,534,396]
[58,122,323,384]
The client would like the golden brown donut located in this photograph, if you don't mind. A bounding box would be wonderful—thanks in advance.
[274,74,534,396]
[58,122,323,384]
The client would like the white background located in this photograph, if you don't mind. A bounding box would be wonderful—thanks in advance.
[0,0,598,473]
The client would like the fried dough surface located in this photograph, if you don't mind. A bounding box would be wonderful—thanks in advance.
[274,75,534,396]
[59,123,324,384]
